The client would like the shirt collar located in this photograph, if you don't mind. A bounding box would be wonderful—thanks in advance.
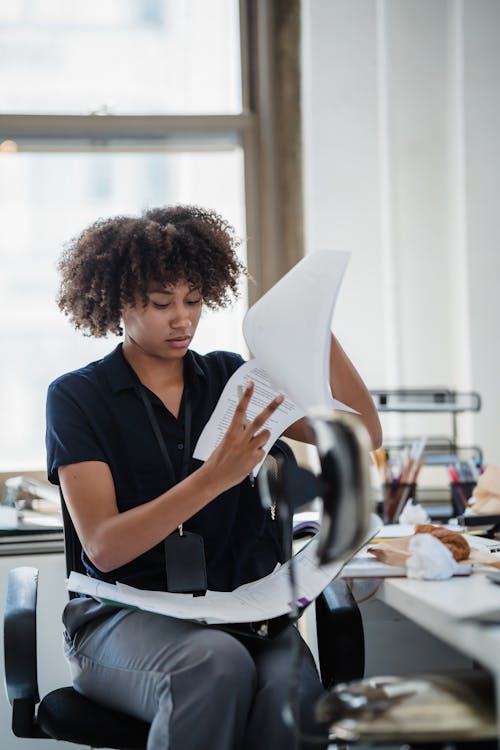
[184,349,206,382]
[100,343,206,393]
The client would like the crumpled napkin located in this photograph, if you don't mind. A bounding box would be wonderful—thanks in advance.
[399,499,430,525]
[406,534,459,580]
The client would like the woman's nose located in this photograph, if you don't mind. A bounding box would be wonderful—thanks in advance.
[170,305,192,328]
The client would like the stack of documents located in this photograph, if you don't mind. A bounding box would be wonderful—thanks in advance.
[69,537,346,625]
[68,517,382,626]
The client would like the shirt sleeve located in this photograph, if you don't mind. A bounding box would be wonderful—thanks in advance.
[45,377,108,485]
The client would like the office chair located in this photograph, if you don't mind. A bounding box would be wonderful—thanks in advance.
[5,521,150,748]
[4,435,366,748]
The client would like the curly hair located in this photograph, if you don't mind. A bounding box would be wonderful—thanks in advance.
[56,205,246,337]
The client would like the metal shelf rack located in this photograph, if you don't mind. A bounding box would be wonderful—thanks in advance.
[370,389,481,449]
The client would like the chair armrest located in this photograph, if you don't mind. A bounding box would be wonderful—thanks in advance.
[315,579,365,689]
[4,566,41,736]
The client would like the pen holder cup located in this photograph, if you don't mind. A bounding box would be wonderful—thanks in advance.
[379,482,417,524]
[450,481,476,516]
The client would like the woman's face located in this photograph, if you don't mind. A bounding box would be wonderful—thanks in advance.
[122,279,203,361]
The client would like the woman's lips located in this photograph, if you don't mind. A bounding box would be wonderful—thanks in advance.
[167,336,191,348]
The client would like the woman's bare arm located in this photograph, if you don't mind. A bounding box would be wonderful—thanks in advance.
[283,333,382,449]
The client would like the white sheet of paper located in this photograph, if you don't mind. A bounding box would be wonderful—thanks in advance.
[243,249,353,411]
[67,515,382,625]
[192,360,304,472]
[193,249,355,472]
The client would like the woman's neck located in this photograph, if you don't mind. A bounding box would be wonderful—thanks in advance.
[122,341,184,391]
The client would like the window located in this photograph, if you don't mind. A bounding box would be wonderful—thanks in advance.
[0,0,241,114]
[0,0,256,471]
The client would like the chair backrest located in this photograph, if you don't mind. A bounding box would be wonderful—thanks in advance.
[266,438,297,561]
[59,490,85,591]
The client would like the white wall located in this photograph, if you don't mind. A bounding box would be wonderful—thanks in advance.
[462,0,500,468]
[301,0,500,463]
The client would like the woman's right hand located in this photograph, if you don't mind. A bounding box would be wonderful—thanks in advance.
[203,381,284,491]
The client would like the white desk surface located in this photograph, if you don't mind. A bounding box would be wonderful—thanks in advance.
[376,571,500,672]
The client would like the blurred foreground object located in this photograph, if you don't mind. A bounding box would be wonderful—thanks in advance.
[259,411,373,565]
[317,671,497,744]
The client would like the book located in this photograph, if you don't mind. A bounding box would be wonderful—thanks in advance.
[193,249,355,472]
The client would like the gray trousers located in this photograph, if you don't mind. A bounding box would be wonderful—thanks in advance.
[63,607,328,750]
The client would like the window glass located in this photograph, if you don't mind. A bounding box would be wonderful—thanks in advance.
[0,148,247,470]
[0,0,241,114]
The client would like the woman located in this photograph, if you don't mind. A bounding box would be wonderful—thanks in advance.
[46,205,381,750]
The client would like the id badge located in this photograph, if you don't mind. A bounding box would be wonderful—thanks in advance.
[164,530,207,596]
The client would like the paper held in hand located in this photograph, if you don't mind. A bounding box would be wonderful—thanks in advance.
[193,249,356,473]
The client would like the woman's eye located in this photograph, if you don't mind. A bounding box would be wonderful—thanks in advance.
[152,302,170,309]
[187,298,202,306]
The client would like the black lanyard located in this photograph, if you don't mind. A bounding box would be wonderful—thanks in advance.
[137,385,192,485]
[137,382,207,595]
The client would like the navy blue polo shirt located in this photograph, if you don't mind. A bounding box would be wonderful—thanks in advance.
[46,344,283,592]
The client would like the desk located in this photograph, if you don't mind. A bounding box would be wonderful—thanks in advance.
[356,571,500,746]
[377,573,500,670]
[0,528,64,555]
